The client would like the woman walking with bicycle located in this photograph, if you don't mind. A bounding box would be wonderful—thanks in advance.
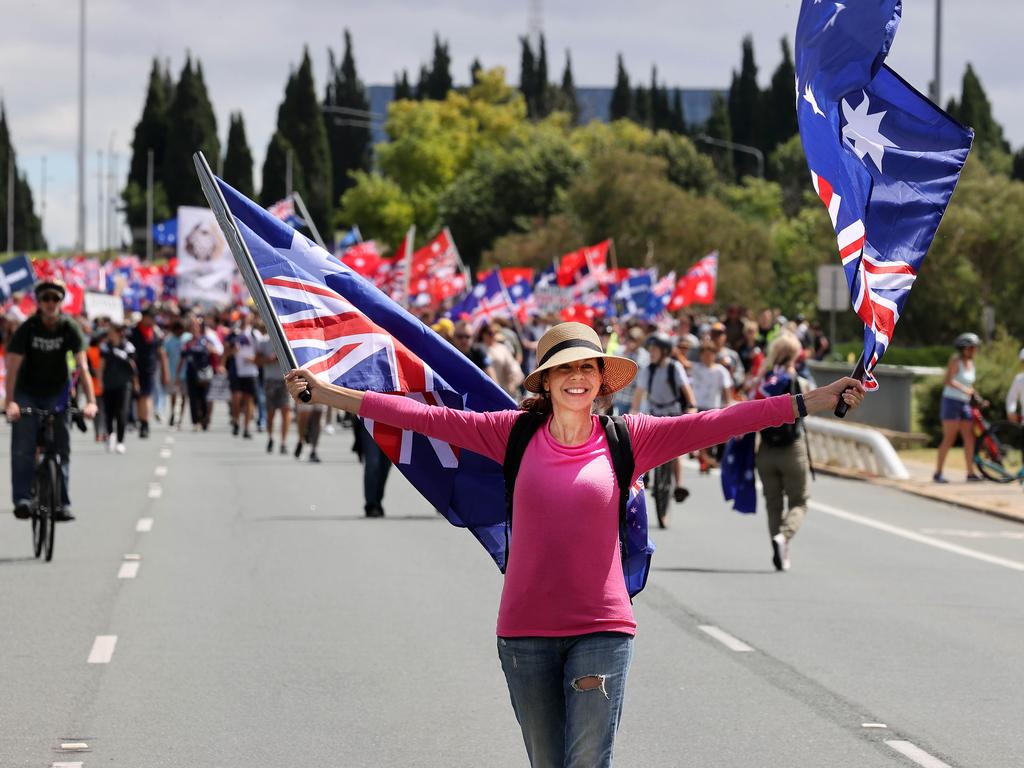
[285,322,866,768]
[934,332,984,484]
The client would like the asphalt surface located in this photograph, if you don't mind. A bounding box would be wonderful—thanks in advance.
[1,415,1022,767]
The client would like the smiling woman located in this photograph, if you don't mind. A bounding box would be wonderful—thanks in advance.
[284,320,865,767]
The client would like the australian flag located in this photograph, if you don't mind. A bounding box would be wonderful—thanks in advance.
[612,270,653,318]
[796,0,973,388]
[215,177,518,569]
[445,270,512,328]
[0,254,36,300]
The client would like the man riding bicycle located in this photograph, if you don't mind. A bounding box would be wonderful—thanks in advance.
[5,280,97,521]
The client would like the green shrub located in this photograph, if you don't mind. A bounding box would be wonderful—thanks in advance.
[831,342,952,368]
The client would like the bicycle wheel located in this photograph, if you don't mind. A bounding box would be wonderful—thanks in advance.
[974,421,1024,484]
[39,459,59,562]
[653,462,672,528]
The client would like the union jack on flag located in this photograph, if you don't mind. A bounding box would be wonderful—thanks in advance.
[796,0,972,388]
[266,195,305,228]
[215,177,518,569]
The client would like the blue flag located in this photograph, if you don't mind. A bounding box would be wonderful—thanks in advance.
[796,0,973,387]
[153,218,178,247]
[720,433,757,515]
[216,177,518,569]
[0,254,36,299]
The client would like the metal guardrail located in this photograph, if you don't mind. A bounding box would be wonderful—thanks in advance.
[804,416,910,480]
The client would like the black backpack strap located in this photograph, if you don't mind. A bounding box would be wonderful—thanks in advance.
[598,414,635,537]
[501,411,547,573]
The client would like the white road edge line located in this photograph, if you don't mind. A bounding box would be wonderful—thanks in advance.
[810,501,1024,572]
[87,635,117,664]
[52,762,84,767]
[698,625,755,652]
[885,739,953,768]
[118,562,140,579]
[136,518,153,532]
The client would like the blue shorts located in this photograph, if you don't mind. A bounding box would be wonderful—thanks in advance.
[940,396,972,421]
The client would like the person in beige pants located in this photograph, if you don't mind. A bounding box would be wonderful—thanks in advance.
[755,334,810,572]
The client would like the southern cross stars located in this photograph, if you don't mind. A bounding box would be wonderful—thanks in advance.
[841,92,898,173]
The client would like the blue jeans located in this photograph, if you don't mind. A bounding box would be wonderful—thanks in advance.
[497,632,634,768]
[11,392,72,507]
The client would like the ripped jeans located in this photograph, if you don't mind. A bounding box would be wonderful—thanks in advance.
[497,632,634,768]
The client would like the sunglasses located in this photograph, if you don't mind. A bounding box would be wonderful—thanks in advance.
[38,293,63,304]
[455,333,472,340]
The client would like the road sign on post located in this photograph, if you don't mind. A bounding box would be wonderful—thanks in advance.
[817,264,846,348]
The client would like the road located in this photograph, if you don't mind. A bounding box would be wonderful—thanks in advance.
[1,417,1022,767]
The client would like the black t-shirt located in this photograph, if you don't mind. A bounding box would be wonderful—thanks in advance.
[128,324,163,373]
[100,340,137,391]
[7,314,85,398]
[467,343,492,372]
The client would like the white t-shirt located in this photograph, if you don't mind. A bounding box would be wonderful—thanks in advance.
[232,328,261,379]
[1007,372,1024,416]
[689,362,732,410]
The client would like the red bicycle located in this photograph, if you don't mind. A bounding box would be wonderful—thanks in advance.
[971,400,1024,484]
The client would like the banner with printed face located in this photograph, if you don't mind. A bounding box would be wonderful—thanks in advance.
[175,206,236,305]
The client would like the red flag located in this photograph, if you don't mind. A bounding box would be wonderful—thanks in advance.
[556,240,610,286]
[559,304,597,324]
[340,241,383,277]
[668,251,718,310]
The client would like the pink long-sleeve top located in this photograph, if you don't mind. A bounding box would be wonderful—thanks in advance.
[359,391,795,637]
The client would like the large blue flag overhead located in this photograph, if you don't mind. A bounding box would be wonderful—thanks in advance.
[796,0,973,387]
[215,177,518,570]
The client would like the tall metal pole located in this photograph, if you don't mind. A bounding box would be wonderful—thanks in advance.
[76,0,86,252]
[146,149,154,261]
[285,149,293,197]
[110,152,119,252]
[96,149,103,254]
[932,0,943,104]
[6,153,14,254]
[40,155,47,244]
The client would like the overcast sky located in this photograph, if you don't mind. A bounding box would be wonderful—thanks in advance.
[2,0,1021,251]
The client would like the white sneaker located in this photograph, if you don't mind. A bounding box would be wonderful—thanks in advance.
[115,443,126,454]
[324,423,336,435]
[107,435,116,453]
[771,533,788,572]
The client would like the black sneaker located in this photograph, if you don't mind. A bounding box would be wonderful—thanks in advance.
[308,452,321,463]
[13,500,32,520]
[55,507,76,523]
[232,422,240,437]
[266,438,274,454]
[139,421,149,439]
[294,442,303,459]
[169,414,176,427]
[365,504,384,518]
[279,444,288,455]
[673,486,690,503]
[243,431,252,440]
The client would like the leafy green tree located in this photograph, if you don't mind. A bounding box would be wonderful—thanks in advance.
[768,133,810,215]
[162,56,220,210]
[394,70,413,101]
[424,34,454,100]
[727,36,762,178]
[337,171,415,251]
[0,104,45,251]
[703,94,735,180]
[325,30,372,204]
[609,54,632,121]
[123,58,172,253]
[273,48,332,234]
[518,37,537,117]
[763,38,798,155]
[259,131,304,206]
[222,112,254,198]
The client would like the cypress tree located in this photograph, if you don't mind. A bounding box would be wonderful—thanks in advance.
[955,63,1010,156]
[0,104,45,251]
[425,35,453,100]
[325,30,372,203]
[123,59,172,254]
[727,36,761,178]
[764,38,798,155]
[535,34,550,117]
[163,56,220,210]
[560,51,579,125]
[1013,148,1024,182]
[470,58,483,86]
[274,48,333,235]
[609,54,632,121]
[705,94,735,180]
[633,84,649,126]
[671,88,687,134]
[519,37,537,117]
[394,70,413,100]
[222,112,254,199]
[414,64,430,100]
[649,67,671,131]
[259,131,304,206]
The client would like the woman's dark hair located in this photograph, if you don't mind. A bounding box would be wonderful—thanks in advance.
[518,359,608,413]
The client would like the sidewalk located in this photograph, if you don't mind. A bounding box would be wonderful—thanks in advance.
[819,450,1024,524]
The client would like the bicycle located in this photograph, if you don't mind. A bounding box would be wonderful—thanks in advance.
[972,402,1024,484]
[18,406,83,561]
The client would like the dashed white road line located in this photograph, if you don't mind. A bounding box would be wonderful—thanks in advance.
[118,562,140,579]
[147,483,162,499]
[811,501,1024,572]
[164,436,175,444]
[885,740,952,768]
[87,635,117,664]
[154,465,168,477]
[52,762,84,767]
[698,625,755,652]
[136,518,153,532]
[159,448,172,459]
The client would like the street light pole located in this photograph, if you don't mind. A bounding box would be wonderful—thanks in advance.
[76,0,86,253]
[932,0,943,104]
[146,149,154,261]
[6,153,14,254]
[695,134,765,178]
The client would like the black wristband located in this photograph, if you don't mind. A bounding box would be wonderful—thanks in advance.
[795,393,807,418]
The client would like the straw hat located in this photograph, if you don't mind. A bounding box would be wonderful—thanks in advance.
[524,322,638,394]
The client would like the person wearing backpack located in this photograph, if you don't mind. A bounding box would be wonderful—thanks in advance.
[755,334,814,572]
[284,322,865,768]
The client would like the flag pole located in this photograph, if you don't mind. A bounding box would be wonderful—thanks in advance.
[834,357,865,419]
[192,151,310,401]
[290,190,328,252]
[495,269,526,338]
[444,225,472,287]
[401,225,415,306]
